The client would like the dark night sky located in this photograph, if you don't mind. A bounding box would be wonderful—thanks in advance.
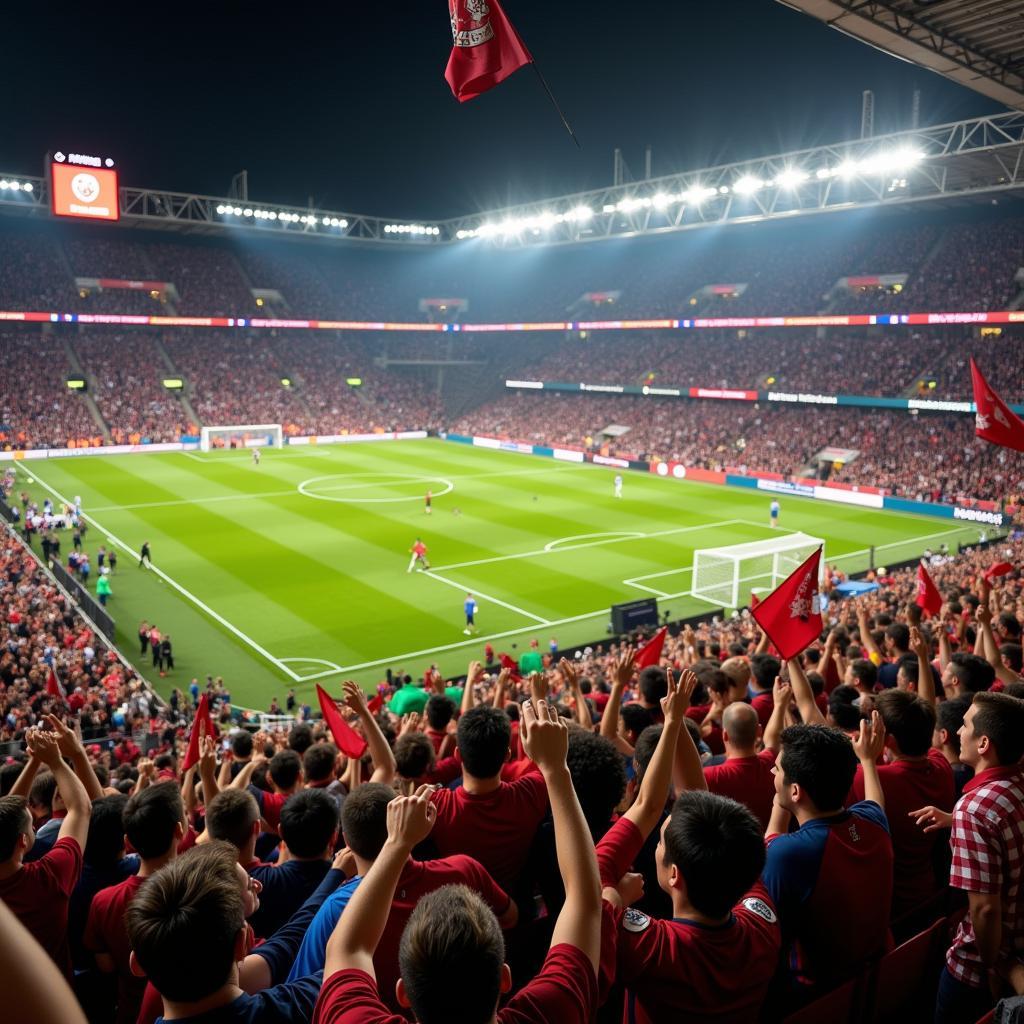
[3,1,1004,220]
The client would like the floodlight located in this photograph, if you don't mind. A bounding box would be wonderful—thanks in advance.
[774,168,808,188]
[23,183,33,192]
[734,176,764,194]
[243,208,253,217]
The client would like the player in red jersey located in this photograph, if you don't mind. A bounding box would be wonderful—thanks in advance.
[407,538,430,573]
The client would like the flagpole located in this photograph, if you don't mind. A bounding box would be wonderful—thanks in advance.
[530,62,581,149]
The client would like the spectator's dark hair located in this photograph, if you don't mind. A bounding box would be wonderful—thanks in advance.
[395,733,435,779]
[779,724,858,811]
[287,723,313,755]
[850,658,878,691]
[456,707,510,779]
[0,795,31,861]
[231,731,253,759]
[1003,681,1024,701]
[85,794,129,868]
[620,704,654,740]
[124,782,184,860]
[0,762,23,798]
[566,731,627,837]
[425,695,455,731]
[998,613,1021,640]
[126,842,244,1003]
[828,685,864,732]
[1000,643,1023,674]
[750,654,781,689]
[885,623,910,651]
[154,753,176,773]
[399,884,504,1024]
[302,743,338,785]
[662,791,765,918]
[936,696,971,754]
[970,692,1024,765]
[874,690,935,757]
[638,666,668,706]
[949,653,995,694]
[897,653,919,687]
[268,749,302,790]
[633,725,662,781]
[204,789,260,849]
[340,782,394,861]
[93,764,110,788]
[279,789,338,858]
[28,771,56,811]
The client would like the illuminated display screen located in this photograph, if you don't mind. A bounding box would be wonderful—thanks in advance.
[51,161,119,221]
[162,378,184,390]
[346,377,363,387]
[66,377,86,390]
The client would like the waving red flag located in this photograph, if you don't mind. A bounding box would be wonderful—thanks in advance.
[751,549,823,661]
[45,664,67,701]
[971,358,1024,453]
[634,626,667,670]
[445,0,533,102]
[984,561,1013,583]
[316,685,368,760]
[182,694,215,773]
[498,652,524,682]
[915,562,942,617]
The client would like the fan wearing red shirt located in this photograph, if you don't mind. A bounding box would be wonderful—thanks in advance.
[85,782,185,1024]
[763,714,893,1007]
[748,654,781,729]
[598,668,782,1023]
[704,700,785,830]
[424,695,456,759]
[313,698,602,1024]
[240,749,304,834]
[428,705,549,894]
[849,689,954,920]
[0,728,91,977]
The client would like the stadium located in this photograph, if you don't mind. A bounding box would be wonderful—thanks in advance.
[2,3,1024,1023]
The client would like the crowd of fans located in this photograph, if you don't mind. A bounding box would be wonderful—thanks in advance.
[1,496,1023,1022]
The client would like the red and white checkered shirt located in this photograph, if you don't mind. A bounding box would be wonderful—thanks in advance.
[947,765,1024,988]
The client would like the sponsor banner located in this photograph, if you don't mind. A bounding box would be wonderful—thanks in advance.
[883,497,953,519]
[505,379,544,389]
[725,474,760,489]
[310,431,428,445]
[766,391,839,405]
[552,448,585,462]
[580,382,625,393]
[641,385,682,397]
[756,479,816,498]
[652,462,727,484]
[908,398,974,413]
[499,441,534,454]
[0,442,188,461]
[473,436,501,450]
[813,485,884,509]
[689,387,758,401]
[287,436,310,446]
[591,454,630,469]
[98,279,166,292]
[953,506,1004,527]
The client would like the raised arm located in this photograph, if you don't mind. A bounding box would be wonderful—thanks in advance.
[323,788,435,979]
[762,678,792,753]
[975,601,1020,686]
[786,657,826,726]
[198,735,220,804]
[343,681,397,785]
[599,650,634,755]
[8,750,42,800]
[851,710,887,810]
[670,670,706,795]
[461,661,483,715]
[856,603,883,663]
[521,697,602,974]
[560,658,592,731]
[909,626,938,706]
[27,730,91,850]
[43,714,103,802]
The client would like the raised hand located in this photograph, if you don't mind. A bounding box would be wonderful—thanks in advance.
[466,661,484,688]
[529,671,549,706]
[909,626,930,661]
[909,805,953,834]
[332,846,358,878]
[26,729,62,768]
[852,710,886,764]
[614,650,635,689]
[399,712,421,736]
[772,676,792,710]
[663,668,697,723]
[521,697,569,774]
[342,680,368,715]
[386,784,437,848]
[42,713,83,758]
[559,657,580,692]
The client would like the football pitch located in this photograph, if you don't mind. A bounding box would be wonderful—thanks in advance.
[15,439,981,710]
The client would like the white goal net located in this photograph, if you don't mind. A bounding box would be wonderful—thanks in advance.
[200,424,283,452]
[692,532,825,610]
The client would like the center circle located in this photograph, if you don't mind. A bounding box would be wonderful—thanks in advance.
[297,472,454,504]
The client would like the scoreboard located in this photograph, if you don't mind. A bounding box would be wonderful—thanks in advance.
[50,151,119,221]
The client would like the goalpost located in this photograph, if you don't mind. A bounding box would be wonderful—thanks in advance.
[199,424,284,452]
[691,532,825,610]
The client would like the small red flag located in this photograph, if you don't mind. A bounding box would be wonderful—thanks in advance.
[499,652,524,682]
[445,0,533,103]
[971,358,1024,453]
[182,694,215,773]
[751,549,823,661]
[750,592,761,610]
[915,562,942,617]
[984,561,1013,582]
[316,685,368,760]
[634,626,667,670]
[367,694,384,715]
[45,664,66,701]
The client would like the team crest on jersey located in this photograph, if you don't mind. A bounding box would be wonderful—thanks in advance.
[449,0,495,47]
[623,908,651,933]
[742,898,778,923]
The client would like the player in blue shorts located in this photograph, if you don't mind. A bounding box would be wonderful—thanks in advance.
[463,592,478,635]
[770,499,780,528]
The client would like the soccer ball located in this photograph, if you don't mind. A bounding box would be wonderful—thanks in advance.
[26,476,34,483]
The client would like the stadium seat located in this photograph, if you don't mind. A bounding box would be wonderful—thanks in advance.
[780,972,865,1024]
[867,917,947,1023]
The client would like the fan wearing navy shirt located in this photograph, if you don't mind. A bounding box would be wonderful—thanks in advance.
[763,716,893,1006]
[598,668,781,1023]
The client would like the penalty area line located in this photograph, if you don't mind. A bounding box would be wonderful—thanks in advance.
[19,466,301,683]
[421,570,551,625]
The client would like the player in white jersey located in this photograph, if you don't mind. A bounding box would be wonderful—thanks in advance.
[769,499,780,528]
[614,474,623,498]
[253,448,261,466]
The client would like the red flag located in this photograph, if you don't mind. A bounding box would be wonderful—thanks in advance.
[182,694,214,773]
[750,592,761,610]
[634,627,667,670]
[984,561,1013,582]
[445,0,533,103]
[316,685,368,760]
[915,562,942,617]
[367,694,384,715]
[971,358,1024,453]
[499,652,524,682]
[751,549,823,661]
[45,664,66,701]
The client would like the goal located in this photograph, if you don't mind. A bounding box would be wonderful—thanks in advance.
[199,424,283,452]
[691,532,825,610]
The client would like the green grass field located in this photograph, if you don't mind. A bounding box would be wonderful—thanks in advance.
[14,439,982,710]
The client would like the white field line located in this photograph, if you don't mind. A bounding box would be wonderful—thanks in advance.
[430,519,746,572]
[421,570,551,625]
[19,465,302,682]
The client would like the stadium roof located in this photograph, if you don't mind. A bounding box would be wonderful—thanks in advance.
[778,1,1024,111]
